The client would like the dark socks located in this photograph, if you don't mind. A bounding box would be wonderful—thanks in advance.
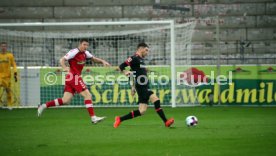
[120,110,141,122]
[119,100,167,123]
[154,100,167,123]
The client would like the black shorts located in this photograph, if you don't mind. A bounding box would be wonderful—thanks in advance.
[136,86,154,104]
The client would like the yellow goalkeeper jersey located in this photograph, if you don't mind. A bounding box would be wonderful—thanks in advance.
[0,51,17,79]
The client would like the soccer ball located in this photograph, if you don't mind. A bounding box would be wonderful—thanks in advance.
[186,116,198,127]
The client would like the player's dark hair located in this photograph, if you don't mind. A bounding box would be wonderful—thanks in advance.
[1,42,7,45]
[137,42,149,49]
[79,38,89,43]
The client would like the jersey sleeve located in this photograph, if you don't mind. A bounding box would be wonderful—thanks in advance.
[119,56,139,71]
[85,51,94,59]
[10,53,17,73]
[119,62,128,71]
[64,49,78,60]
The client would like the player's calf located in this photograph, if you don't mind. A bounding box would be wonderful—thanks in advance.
[46,98,64,107]
[113,110,141,128]
[153,99,174,127]
[139,103,148,115]
[83,99,106,124]
[37,98,64,117]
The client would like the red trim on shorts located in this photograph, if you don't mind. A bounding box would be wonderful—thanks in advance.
[131,111,135,118]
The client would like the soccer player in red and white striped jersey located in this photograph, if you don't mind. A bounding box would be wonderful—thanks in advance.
[38,39,110,124]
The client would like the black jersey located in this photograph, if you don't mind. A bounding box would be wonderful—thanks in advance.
[119,54,149,87]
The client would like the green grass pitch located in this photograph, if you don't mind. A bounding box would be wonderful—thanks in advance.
[0,107,276,156]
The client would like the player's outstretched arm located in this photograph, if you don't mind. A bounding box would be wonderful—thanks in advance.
[118,61,136,96]
[10,53,18,82]
[92,57,111,67]
[119,62,132,76]
[59,57,69,72]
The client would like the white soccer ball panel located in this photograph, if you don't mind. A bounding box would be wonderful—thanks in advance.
[186,116,198,127]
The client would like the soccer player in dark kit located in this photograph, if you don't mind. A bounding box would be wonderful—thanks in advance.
[113,43,174,128]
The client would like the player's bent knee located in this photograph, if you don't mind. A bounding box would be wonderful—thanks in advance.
[139,108,147,115]
[62,98,70,104]
[150,94,159,103]
[84,93,92,100]
[81,90,92,100]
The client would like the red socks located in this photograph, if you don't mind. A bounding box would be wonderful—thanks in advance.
[46,98,63,108]
[85,100,95,117]
[45,99,95,117]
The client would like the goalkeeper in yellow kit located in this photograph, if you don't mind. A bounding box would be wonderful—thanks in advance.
[0,42,17,108]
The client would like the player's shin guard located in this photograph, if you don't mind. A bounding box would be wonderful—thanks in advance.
[154,100,167,123]
[120,110,141,122]
[46,98,63,108]
[84,100,95,117]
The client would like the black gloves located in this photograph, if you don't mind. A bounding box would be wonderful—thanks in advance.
[14,72,17,82]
